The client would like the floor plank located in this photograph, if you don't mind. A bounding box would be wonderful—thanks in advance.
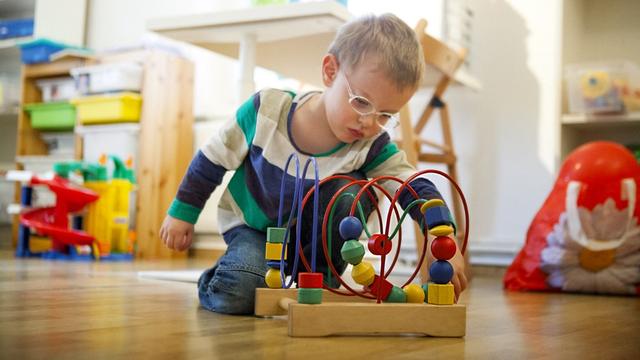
[1,252,639,359]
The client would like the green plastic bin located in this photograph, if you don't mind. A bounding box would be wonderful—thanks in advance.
[23,101,76,130]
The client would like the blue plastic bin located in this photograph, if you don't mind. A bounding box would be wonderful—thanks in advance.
[19,38,68,64]
[0,18,34,40]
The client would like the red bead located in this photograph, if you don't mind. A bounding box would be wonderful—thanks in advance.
[368,234,391,255]
[431,236,456,260]
[366,275,393,300]
[298,272,323,288]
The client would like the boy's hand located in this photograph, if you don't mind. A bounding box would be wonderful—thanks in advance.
[426,237,468,302]
[159,215,194,251]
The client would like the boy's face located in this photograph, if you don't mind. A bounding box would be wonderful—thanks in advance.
[322,54,416,143]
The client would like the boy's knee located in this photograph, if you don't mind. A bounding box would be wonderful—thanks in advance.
[198,263,266,315]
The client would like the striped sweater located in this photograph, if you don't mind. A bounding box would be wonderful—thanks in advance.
[168,89,443,234]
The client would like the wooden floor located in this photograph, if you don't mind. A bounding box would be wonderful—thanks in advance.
[1,252,639,360]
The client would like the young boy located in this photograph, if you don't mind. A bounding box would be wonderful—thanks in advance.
[160,13,467,314]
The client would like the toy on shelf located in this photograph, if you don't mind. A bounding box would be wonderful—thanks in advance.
[13,154,136,261]
[566,61,640,114]
[254,153,470,337]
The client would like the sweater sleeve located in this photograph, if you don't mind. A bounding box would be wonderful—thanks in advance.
[360,132,447,225]
[167,92,260,224]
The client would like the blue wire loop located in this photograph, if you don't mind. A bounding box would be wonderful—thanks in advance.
[276,154,320,288]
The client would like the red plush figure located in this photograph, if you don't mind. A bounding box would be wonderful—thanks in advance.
[504,141,640,295]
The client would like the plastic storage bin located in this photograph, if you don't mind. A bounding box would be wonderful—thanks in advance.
[0,18,34,40]
[75,124,140,168]
[71,92,142,125]
[19,38,69,64]
[565,61,640,114]
[23,102,76,130]
[36,77,78,102]
[71,62,143,95]
[41,132,75,156]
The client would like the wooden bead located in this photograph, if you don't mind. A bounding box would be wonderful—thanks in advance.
[427,282,454,305]
[429,224,454,237]
[264,268,282,289]
[429,260,454,284]
[267,227,287,243]
[367,275,393,300]
[267,260,285,269]
[431,236,456,260]
[298,272,323,288]
[265,242,287,261]
[367,233,391,256]
[339,216,362,240]
[340,240,365,265]
[403,283,425,303]
[424,205,453,230]
[421,284,429,303]
[385,286,407,303]
[420,198,445,214]
[298,288,323,304]
[351,261,375,286]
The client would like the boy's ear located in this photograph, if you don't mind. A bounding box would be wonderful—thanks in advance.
[321,54,339,86]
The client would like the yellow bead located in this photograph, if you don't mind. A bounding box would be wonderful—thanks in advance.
[265,268,282,288]
[265,242,287,261]
[427,282,454,305]
[403,283,425,303]
[429,224,454,237]
[351,261,375,286]
[420,198,445,214]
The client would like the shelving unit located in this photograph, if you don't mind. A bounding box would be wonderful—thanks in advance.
[11,50,195,259]
[559,0,640,159]
[0,0,35,225]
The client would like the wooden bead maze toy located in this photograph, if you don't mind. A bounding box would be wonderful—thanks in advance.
[254,154,470,337]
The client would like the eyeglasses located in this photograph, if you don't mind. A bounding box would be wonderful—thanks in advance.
[343,73,399,131]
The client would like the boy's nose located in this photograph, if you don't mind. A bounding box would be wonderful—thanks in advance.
[358,114,376,128]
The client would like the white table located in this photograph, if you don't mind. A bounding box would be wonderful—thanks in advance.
[147,1,481,102]
[147,1,352,101]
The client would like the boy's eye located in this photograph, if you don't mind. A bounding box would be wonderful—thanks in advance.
[354,97,370,107]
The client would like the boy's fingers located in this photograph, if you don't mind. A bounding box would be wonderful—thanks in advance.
[177,233,190,251]
[166,234,176,250]
[459,272,468,292]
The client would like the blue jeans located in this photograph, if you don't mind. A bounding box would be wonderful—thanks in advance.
[197,171,376,315]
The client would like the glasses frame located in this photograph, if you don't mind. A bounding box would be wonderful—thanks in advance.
[343,72,400,131]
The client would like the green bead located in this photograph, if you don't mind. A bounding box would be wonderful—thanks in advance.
[340,240,365,265]
[385,286,407,303]
[421,283,429,303]
[298,288,323,304]
[267,227,287,243]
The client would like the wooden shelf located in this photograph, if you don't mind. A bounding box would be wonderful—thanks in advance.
[0,37,32,50]
[11,51,195,259]
[561,112,640,127]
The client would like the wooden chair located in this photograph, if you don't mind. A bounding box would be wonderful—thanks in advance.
[397,19,469,283]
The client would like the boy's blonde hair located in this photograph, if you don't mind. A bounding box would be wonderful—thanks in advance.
[328,13,424,90]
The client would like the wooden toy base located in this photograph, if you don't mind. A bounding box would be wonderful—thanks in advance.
[255,288,370,316]
[255,289,466,337]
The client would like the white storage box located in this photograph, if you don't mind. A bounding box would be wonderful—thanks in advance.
[71,62,143,95]
[565,61,640,114]
[41,132,75,156]
[75,124,140,169]
[36,77,78,102]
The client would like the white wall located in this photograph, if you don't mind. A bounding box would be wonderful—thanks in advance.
[426,0,562,261]
[84,0,564,263]
[85,0,251,119]
[344,0,562,264]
